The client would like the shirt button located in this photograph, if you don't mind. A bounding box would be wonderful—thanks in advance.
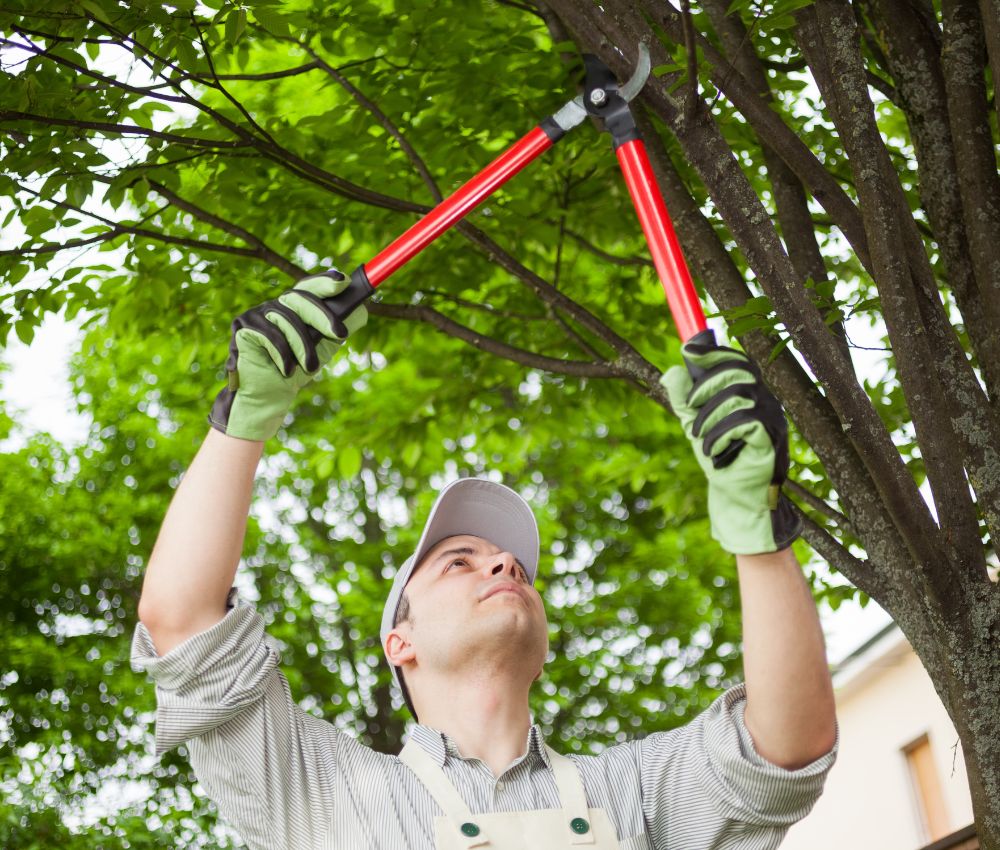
[495,781,506,792]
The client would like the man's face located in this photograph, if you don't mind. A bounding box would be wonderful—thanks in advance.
[390,534,549,688]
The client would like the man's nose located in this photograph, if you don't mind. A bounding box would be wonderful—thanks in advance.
[489,551,518,578]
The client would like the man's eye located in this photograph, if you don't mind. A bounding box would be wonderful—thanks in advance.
[446,559,469,570]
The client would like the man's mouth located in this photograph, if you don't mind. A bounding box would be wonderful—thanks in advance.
[482,582,524,601]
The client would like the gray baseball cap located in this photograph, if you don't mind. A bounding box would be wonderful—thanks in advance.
[380,477,540,718]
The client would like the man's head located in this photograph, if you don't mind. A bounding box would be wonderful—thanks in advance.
[379,479,546,719]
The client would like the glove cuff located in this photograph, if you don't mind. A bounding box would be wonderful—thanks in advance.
[711,490,802,555]
[207,386,281,442]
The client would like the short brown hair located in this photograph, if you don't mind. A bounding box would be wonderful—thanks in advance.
[393,590,411,628]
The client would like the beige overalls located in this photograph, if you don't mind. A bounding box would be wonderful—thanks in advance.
[399,740,623,850]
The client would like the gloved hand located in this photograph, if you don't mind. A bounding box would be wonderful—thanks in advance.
[661,340,801,554]
[208,270,368,442]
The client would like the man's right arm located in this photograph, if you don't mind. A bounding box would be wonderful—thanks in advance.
[137,428,264,655]
[136,270,368,656]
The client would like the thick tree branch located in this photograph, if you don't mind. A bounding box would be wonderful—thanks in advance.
[636,0,874,276]
[978,0,1000,120]
[870,0,1000,402]
[701,0,851,364]
[804,1,984,589]
[941,0,1000,382]
[368,301,622,378]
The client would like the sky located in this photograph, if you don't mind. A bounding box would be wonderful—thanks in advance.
[0,309,894,666]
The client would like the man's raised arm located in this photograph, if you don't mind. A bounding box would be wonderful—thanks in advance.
[137,429,264,655]
[662,339,837,768]
[136,270,368,655]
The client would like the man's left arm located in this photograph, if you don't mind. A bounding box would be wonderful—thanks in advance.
[662,340,838,771]
[737,546,837,770]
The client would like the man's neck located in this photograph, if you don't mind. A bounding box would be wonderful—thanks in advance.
[412,670,534,778]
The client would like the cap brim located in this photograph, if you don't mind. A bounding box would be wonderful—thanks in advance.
[411,478,539,581]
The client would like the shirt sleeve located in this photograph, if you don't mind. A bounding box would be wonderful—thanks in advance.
[635,682,838,850]
[130,589,339,850]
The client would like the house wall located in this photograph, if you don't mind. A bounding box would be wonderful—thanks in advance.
[779,632,974,850]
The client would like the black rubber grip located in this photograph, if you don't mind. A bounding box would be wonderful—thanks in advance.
[309,265,375,342]
[683,328,717,380]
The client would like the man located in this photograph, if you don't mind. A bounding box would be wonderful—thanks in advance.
[132,271,838,849]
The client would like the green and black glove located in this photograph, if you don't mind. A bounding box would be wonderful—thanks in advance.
[661,340,801,555]
[208,270,368,442]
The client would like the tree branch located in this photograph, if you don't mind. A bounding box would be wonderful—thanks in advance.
[795,507,882,599]
[563,228,654,268]
[941,0,1000,374]
[303,44,443,204]
[83,21,429,215]
[630,103,919,604]
[452,219,671,405]
[785,477,859,540]
[635,0,874,276]
[870,0,1000,403]
[415,289,546,321]
[0,110,250,150]
[143,180,306,278]
[804,0,982,590]
[4,33,189,103]
[701,0,851,364]
[548,0,949,587]
[368,301,623,378]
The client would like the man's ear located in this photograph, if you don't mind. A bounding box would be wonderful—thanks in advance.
[385,626,417,668]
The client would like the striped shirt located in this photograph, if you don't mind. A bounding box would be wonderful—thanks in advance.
[131,590,837,850]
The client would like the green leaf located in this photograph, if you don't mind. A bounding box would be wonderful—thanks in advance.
[14,319,35,346]
[79,0,112,26]
[226,9,248,46]
[337,444,362,479]
[401,442,422,468]
[652,63,684,78]
[316,454,334,479]
[767,335,793,363]
[252,7,290,36]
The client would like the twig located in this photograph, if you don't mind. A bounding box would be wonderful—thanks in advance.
[564,228,653,268]
[0,110,251,150]
[369,301,623,378]
[785,477,859,539]
[303,44,443,203]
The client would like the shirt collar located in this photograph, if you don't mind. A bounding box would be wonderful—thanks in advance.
[409,722,551,770]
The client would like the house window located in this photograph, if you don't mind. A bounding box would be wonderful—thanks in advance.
[903,733,950,843]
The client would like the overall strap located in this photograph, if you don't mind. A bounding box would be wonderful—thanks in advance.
[545,746,597,846]
[399,741,493,849]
